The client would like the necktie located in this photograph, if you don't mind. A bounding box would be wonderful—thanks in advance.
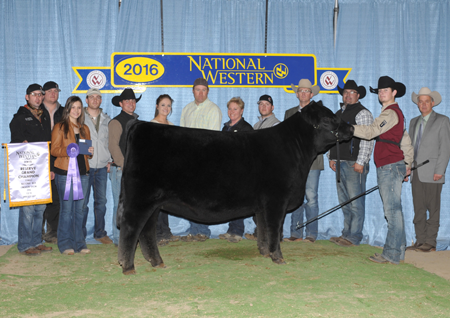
[414,118,424,159]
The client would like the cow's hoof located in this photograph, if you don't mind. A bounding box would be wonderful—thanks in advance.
[123,269,136,275]
[154,262,166,269]
[263,253,270,258]
[272,258,286,265]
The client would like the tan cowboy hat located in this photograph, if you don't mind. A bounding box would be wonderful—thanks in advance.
[411,87,442,106]
[291,79,320,96]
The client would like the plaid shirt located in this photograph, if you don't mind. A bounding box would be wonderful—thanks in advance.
[354,108,375,165]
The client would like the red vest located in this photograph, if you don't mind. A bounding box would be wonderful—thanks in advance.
[374,104,404,168]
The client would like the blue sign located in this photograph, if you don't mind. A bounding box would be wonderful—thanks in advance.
[72,52,351,94]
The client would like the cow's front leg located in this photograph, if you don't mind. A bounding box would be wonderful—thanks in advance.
[139,208,165,268]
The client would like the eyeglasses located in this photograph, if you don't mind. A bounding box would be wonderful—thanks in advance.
[30,92,43,97]
[298,89,312,94]
[343,90,358,95]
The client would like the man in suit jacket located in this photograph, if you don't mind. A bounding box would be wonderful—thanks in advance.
[284,79,323,243]
[407,87,450,252]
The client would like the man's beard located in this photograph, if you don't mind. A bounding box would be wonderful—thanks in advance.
[27,101,40,109]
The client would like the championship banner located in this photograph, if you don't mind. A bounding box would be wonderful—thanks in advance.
[73,52,351,94]
[4,142,52,207]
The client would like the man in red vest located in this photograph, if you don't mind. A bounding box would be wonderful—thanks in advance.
[353,76,413,265]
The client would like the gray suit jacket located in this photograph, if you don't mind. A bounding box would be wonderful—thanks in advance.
[409,110,450,183]
[285,104,324,171]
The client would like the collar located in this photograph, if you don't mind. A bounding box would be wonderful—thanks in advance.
[421,111,432,123]
[194,98,210,107]
[257,113,275,121]
[381,102,398,112]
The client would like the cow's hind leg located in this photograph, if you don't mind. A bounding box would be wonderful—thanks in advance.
[118,221,143,275]
[255,212,270,258]
[139,207,165,268]
[118,204,156,275]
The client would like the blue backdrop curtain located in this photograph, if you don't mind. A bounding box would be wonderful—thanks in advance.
[0,0,118,244]
[335,0,450,249]
[1,0,449,250]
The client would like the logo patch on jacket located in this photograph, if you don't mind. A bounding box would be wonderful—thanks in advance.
[25,117,33,121]
[380,120,387,127]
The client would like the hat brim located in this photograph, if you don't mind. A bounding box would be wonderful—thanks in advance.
[338,85,366,99]
[411,91,442,106]
[112,94,142,107]
[290,84,320,96]
[370,83,405,98]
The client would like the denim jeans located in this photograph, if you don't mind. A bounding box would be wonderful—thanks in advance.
[55,173,89,253]
[290,169,321,239]
[336,161,369,245]
[17,204,46,252]
[187,222,211,237]
[109,166,122,245]
[82,167,108,239]
[377,160,406,264]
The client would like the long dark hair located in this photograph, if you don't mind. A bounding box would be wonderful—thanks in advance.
[154,94,174,117]
[60,96,87,138]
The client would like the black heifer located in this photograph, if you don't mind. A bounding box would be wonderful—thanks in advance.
[117,101,353,274]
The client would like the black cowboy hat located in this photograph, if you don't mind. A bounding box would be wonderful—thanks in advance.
[369,76,406,98]
[112,88,142,106]
[337,80,366,99]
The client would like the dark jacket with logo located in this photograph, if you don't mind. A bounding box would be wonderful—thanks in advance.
[222,117,254,132]
[10,104,52,144]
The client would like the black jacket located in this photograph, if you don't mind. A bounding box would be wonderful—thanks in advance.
[222,117,253,132]
[10,105,52,143]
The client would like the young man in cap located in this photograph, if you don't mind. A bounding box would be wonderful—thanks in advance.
[328,80,374,247]
[284,79,323,243]
[180,78,222,242]
[82,88,113,244]
[108,88,140,246]
[244,94,281,241]
[253,94,281,129]
[41,81,64,243]
[9,84,53,256]
[353,76,413,264]
[407,87,450,252]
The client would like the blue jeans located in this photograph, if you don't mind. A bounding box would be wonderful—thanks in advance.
[290,169,321,239]
[17,204,46,252]
[82,167,108,239]
[377,161,406,264]
[187,222,211,237]
[55,173,89,253]
[109,166,122,245]
[336,161,369,245]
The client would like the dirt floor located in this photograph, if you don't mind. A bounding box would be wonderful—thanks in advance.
[1,244,449,280]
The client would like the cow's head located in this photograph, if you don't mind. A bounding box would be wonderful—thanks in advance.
[302,101,354,153]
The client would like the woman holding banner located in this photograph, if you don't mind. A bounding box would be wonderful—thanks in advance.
[51,96,94,255]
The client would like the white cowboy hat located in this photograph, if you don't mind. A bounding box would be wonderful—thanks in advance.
[290,79,320,96]
[411,87,441,106]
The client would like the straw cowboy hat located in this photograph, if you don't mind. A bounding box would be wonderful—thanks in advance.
[337,80,366,99]
[411,87,442,106]
[291,79,320,96]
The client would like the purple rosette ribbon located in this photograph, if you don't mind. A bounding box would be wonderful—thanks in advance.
[64,143,84,201]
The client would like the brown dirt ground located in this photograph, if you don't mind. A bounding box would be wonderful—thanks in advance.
[1,244,449,280]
